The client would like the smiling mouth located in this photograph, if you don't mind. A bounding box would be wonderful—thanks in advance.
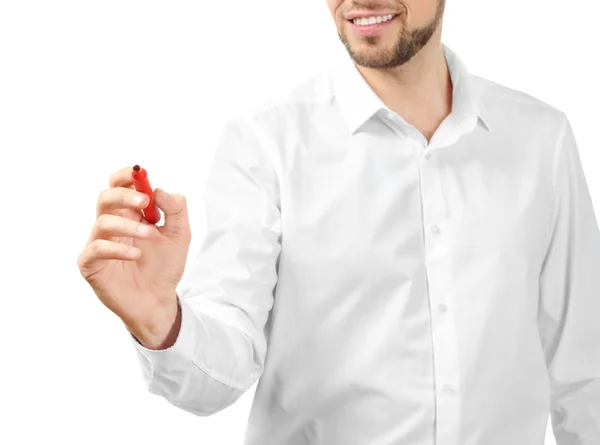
[347,14,400,26]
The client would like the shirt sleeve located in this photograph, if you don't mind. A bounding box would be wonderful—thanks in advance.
[126,116,282,416]
[538,113,600,443]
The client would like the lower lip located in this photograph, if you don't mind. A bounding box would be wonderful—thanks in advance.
[348,15,398,36]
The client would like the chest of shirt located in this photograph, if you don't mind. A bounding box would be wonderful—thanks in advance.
[275,123,554,286]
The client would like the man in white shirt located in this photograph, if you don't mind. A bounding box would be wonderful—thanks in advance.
[78,0,600,443]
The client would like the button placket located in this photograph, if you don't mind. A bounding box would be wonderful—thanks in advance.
[419,148,446,255]
[418,144,459,445]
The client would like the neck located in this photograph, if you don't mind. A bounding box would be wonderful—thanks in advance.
[353,35,452,136]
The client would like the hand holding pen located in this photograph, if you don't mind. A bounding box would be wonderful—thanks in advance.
[77,165,192,350]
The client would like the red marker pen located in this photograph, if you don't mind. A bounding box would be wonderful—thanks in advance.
[131,165,161,224]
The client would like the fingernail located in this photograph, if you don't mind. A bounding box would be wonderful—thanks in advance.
[132,195,144,206]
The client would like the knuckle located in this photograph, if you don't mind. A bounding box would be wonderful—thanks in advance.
[77,252,86,270]
[109,171,120,188]
[96,213,110,229]
[97,188,109,206]
[88,240,100,255]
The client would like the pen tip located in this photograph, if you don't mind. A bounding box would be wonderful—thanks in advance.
[133,165,140,171]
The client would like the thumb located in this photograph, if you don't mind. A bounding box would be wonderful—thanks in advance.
[154,188,190,236]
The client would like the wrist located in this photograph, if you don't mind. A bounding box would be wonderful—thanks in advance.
[128,296,181,350]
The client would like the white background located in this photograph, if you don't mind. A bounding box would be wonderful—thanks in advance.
[1,1,598,444]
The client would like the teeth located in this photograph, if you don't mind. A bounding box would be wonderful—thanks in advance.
[352,14,395,26]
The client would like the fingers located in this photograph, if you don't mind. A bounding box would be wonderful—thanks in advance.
[78,239,142,270]
[109,166,136,188]
[88,213,160,243]
[79,166,159,274]
[154,188,191,239]
[96,186,150,220]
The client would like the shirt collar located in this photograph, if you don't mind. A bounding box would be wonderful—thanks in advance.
[330,43,492,134]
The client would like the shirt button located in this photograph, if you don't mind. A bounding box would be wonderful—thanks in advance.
[438,303,448,313]
[424,152,432,160]
[431,224,440,234]
[443,384,454,394]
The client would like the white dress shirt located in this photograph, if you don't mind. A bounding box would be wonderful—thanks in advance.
[128,43,600,444]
